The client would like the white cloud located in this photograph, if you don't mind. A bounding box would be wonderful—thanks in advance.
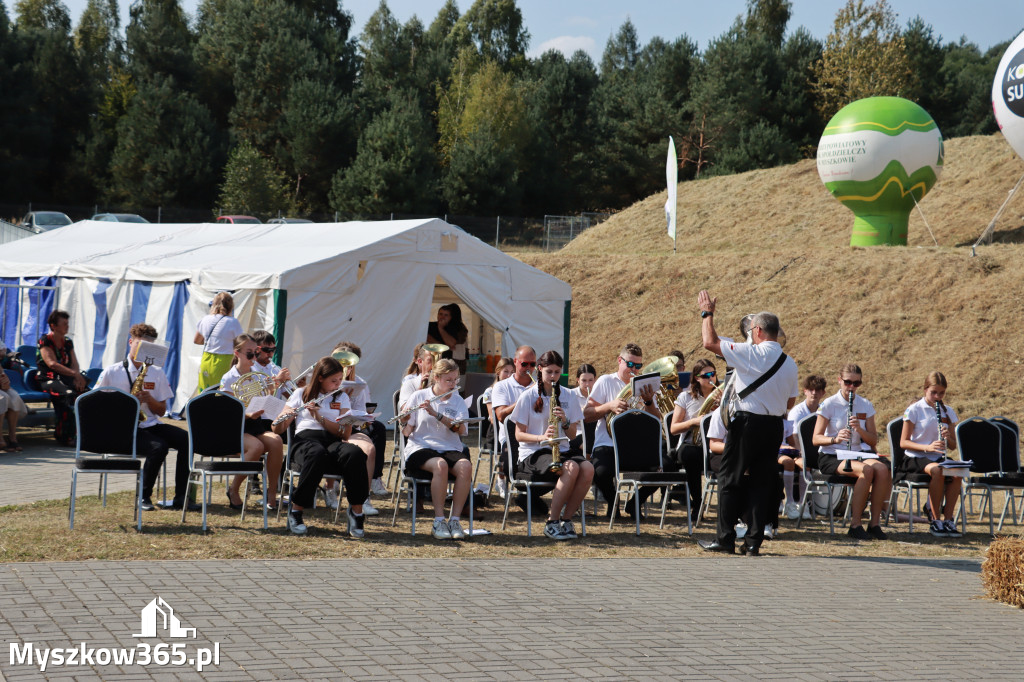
[530,35,598,59]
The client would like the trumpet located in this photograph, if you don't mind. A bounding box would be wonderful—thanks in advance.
[387,388,456,424]
[280,348,359,396]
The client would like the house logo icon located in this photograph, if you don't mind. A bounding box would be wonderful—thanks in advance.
[133,597,197,639]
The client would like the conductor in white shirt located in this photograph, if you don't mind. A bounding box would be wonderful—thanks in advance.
[696,291,799,556]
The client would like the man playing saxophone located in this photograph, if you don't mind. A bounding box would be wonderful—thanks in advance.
[95,324,196,512]
[584,343,661,520]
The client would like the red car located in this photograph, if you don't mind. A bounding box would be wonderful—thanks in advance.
[215,215,261,224]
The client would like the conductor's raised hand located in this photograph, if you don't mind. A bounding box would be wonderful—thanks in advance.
[697,290,717,314]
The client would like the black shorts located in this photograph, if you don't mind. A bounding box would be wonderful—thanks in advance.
[518,448,588,483]
[244,416,274,437]
[896,455,957,482]
[818,451,880,475]
[404,448,469,477]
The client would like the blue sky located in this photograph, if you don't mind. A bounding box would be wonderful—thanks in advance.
[55,1,1024,62]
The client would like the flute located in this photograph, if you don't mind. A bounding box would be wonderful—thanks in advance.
[271,392,333,427]
[386,388,456,424]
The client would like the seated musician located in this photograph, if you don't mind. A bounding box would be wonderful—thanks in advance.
[490,346,540,513]
[584,343,663,520]
[781,374,826,520]
[330,340,384,510]
[401,359,472,540]
[251,330,292,399]
[669,358,719,522]
[512,350,592,540]
[93,324,195,511]
[219,335,283,510]
[398,343,432,411]
[899,371,963,538]
[274,357,368,537]
[812,364,890,540]
[565,363,596,457]
[481,357,514,484]
[36,310,88,445]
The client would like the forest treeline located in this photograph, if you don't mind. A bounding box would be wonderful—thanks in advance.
[0,0,1014,219]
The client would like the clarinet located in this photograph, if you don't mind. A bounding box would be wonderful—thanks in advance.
[935,400,947,460]
[843,390,856,472]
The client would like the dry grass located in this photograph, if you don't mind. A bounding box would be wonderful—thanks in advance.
[516,134,1024,437]
[0,444,1008,563]
[982,535,1024,608]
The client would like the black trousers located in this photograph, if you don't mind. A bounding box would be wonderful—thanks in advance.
[362,421,387,479]
[677,443,705,509]
[291,430,368,509]
[717,412,783,549]
[137,423,190,500]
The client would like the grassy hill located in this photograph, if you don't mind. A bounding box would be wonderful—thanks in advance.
[516,134,1024,444]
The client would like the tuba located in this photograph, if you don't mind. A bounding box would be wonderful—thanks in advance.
[605,355,680,430]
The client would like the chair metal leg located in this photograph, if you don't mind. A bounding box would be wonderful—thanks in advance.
[201,473,210,532]
[69,471,78,529]
[526,485,533,537]
[501,484,513,529]
[260,471,268,530]
[135,473,143,531]
[410,479,417,536]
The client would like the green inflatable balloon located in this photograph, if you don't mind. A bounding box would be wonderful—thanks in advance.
[817,97,944,246]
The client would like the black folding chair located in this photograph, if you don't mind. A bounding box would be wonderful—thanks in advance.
[68,387,143,530]
[696,414,716,527]
[794,414,855,535]
[609,409,690,535]
[181,391,268,531]
[886,417,934,533]
[957,417,1024,536]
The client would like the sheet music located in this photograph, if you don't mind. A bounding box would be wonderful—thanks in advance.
[133,340,169,367]
[939,459,972,469]
[336,410,380,426]
[247,394,287,421]
[834,448,877,460]
[463,394,473,409]
[630,372,661,399]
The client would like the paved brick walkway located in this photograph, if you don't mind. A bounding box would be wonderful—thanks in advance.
[0,557,1021,680]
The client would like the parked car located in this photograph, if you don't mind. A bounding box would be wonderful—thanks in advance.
[91,213,150,223]
[268,218,313,223]
[215,215,261,224]
[22,211,73,233]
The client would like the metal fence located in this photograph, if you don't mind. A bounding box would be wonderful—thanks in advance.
[0,203,611,252]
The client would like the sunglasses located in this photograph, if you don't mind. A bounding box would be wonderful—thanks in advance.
[519,361,537,367]
[243,351,256,360]
[260,346,276,353]
[620,359,643,370]
[699,371,716,379]
[841,379,862,387]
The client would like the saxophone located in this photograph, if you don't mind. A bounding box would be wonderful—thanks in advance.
[131,363,151,423]
[544,382,569,474]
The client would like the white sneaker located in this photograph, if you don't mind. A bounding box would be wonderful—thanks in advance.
[801,506,814,520]
[324,486,339,510]
[370,477,389,496]
[347,508,365,539]
[496,477,508,500]
[287,510,307,535]
[544,520,567,540]
[361,497,379,516]
[785,502,800,520]
[448,518,466,540]
[432,518,452,539]
[764,524,777,540]
[735,522,748,539]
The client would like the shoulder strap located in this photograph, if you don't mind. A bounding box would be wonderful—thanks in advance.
[737,352,788,400]
[204,315,226,352]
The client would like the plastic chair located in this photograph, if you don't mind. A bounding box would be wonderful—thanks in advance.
[6,368,49,403]
[68,387,143,530]
[16,345,37,369]
[83,367,102,389]
[181,391,268,532]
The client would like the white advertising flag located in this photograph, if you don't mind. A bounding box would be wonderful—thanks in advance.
[665,136,678,249]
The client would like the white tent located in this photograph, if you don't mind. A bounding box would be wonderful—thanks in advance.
[0,219,572,418]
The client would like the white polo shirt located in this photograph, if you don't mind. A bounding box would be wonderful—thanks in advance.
[719,339,799,417]
[403,387,469,462]
[816,392,875,455]
[95,358,174,428]
[510,385,584,460]
[490,374,533,446]
[287,390,350,434]
[588,372,627,450]
[903,398,959,460]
